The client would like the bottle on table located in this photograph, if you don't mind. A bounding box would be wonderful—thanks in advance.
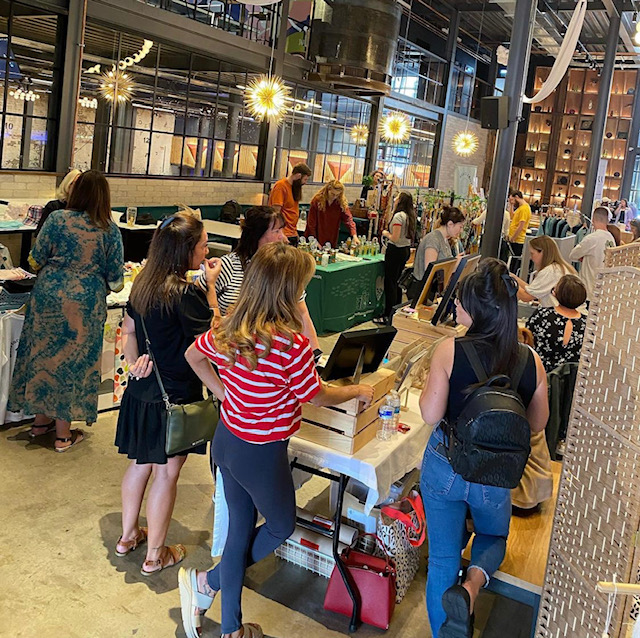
[376,405,395,441]
[385,390,401,432]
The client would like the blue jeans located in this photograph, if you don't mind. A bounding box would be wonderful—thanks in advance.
[420,429,511,636]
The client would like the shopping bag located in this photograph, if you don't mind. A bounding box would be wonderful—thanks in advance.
[376,490,425,602]
[324,534,396,630]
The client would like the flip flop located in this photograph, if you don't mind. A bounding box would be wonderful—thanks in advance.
[140,544,185,576]
[179,567,216,638]
[28,420,56,438]
[54,429,84,453]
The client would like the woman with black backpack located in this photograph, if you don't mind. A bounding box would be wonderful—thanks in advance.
[419,258,549,638]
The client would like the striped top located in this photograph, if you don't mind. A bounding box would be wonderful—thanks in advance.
[215,252,244,316]
[194,329,322,443]
[210,251,306,316]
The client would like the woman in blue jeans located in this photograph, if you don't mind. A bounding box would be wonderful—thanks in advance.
[419,258,549,638]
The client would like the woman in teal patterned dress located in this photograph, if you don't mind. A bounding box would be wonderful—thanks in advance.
[9,171,124,452]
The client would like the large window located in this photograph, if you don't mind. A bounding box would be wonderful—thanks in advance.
[75,22,263,179]
[377,111,438,188]
[0,1,61,171]
[274,84,371,185]
[391,39,446,108]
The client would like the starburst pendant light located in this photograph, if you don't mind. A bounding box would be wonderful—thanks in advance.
[381,111,411,143]
[350,124,369,145]
[452,130,479,156]
[99,69,134,103]
[245,74,290,123]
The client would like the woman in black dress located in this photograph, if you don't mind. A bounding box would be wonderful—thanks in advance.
[114,212,220,575]
[526,274,587,373]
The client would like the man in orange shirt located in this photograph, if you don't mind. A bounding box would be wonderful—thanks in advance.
[268,163,312,246]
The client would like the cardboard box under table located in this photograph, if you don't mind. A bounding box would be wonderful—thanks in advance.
[297,368,396,454]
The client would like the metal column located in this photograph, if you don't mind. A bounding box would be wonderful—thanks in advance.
[582,14,621,218]
[364,96,384,178]
[56,0,87,174]
[482,0,537,259]
[430,9,460,189]
[257,0,290,192]
[620,71,640,201]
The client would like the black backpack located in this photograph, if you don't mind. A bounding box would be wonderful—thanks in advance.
[443,342,531,489]
[220,200,242,223]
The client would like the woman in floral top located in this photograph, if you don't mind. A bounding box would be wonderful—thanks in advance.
[526,274,587,372]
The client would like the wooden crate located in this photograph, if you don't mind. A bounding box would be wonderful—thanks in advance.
[389,311,466,358]
[298,368,396,454]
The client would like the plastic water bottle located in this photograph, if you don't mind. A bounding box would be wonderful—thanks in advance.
[386,390,401,432]
[376,405,395,441]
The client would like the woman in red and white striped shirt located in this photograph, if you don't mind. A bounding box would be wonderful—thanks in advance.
[179,243,373,638]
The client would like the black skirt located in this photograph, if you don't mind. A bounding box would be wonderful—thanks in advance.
[115,377,207,465]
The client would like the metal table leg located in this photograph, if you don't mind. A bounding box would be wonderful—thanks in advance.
[291,460,361,632]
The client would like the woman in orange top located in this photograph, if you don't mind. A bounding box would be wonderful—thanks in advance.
[304,180,358,247]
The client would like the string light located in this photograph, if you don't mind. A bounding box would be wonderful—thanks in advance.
[9,88,39,102]
[350,124,369,145]
[453,131,479,156]
[79,96,98,109]
[245,74,290,123]
[99,69,134,103]
[85,39,153,75]
[381,112,411,143]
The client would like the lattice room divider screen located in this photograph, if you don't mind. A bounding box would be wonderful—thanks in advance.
[535,266,640,638]
[605,242,640,268]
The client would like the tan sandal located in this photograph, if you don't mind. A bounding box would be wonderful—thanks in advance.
[54,429,84,453]
[140,544,185,576]
[235,624,263,638]
[115,527,148,557]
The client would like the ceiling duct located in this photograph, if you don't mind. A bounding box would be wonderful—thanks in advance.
[308,0,403,96]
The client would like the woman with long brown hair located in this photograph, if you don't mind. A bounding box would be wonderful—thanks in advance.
[179,243,374,638]
[380,191,417,320]
[9,170,123,451]
[512,235,576,307]
[114,212,219,575]
[304,179,358,247]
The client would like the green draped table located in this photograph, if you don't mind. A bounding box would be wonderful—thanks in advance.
[305,254,385,335]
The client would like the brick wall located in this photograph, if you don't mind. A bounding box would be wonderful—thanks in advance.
[437,114,490,194]
[0,173,57,201]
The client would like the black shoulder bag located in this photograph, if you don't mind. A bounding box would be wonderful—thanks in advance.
[140,317,219,455]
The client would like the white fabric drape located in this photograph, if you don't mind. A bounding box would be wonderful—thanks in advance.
[523,0,587,104]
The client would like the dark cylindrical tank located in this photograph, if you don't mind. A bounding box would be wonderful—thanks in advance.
[310,0,402,95]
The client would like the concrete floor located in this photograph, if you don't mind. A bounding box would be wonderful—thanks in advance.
[0,409,533,638]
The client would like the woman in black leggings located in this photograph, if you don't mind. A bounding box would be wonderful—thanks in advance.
[380,192,417,321]
[179,243,373,638]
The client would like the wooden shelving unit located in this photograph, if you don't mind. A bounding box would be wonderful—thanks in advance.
[515,67,637,210]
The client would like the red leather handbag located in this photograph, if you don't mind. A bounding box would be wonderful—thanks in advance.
[323,535,397,630]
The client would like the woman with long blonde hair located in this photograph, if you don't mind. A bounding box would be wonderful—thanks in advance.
[304,179,359,247]
[179,243,373,638]
[513,235,577,307]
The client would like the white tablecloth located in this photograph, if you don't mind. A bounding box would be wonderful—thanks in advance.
[211,389,432,556]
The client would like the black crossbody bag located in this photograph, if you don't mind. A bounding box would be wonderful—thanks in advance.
[140,317,219,455]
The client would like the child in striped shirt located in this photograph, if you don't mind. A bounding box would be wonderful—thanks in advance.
[180,242,373,638]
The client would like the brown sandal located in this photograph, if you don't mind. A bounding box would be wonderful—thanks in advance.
[115,527,148,557]
[141,544,186,576]
[54,429,84,453]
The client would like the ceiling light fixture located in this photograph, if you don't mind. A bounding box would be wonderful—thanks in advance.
[350,124,369,145]
[10,87,39,101]
[381,111,411,143]
[245,74,290,123]
[453,130,479,157]
[99,69,135,103]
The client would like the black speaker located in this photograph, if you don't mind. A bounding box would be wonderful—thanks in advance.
[481,96,509,130]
